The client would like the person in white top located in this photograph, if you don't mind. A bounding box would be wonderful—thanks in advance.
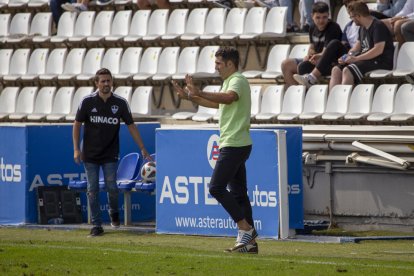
[382,0,414,44]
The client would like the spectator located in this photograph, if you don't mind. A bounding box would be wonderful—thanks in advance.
[281,2,342,87]
[137,0,170,9]
[300,0,331,32]
[294,0,358,88]
[382,0,414,44]
[401,19,414,41]
[329,1,394,91]
[377,0,407,17]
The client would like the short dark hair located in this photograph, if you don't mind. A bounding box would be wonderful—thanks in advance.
[312,1,330,14]
[347,1,370,17]
[215,47,240,69]
[94,68,112,82]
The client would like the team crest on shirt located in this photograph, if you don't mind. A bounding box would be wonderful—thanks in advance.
[111,105,119,114]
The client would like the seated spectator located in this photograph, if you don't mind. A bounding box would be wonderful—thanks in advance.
[382,0,414,44]
[137,0,170,9]
[294,0,358,88]
[254,0,298,32]
[377,0,407,17]
[329,1,394,91]
[300,0,331,32]
[401,19,414,41]
[281,2,342,87]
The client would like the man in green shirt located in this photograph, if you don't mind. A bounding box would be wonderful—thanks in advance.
[172,47,258,254]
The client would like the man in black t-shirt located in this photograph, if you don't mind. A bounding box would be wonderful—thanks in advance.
[281,2,343,87]
[73,68,151,237]
[329,1,394,90]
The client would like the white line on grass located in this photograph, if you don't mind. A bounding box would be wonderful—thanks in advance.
[2,243,414,271]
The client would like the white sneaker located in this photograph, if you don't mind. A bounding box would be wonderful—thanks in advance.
[61,3,88,12]
[293,73,316,89]
[234,228,258,248]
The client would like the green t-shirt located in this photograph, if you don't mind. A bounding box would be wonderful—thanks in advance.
[219,71,252,148]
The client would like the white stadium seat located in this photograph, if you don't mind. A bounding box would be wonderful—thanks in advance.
[105,10,132,43]
[261,6,287,38]
[3,13,31,43]
[114,86,133,103]
[390,84,414,121]
[87,11,115,43]
[220,8,247,40]
[39,48,67,82]
[192,46,220,79]
[2,49,30,82]
[76,48,105,81]
[50,12,77,44]
[27,87,57,121]
[0,49,13,81]
[299,85,328,120]
[8,87,38,120]
[130,86,154,117]
[45,87,75,121]
[250,85,262,118]
[152,47,180,81]
[255,85,284,121]
[142,9,169,41]
[200,8,227,40]
[322,85,352,120]
[0,87,20,120]
[68,11,96,43]
[113,47,143,81]
[20,48,49,82]
[64,87,93,121]
[57,48,87,82]
[239,7,266,40]
[181,8,208,41]
[278,85,305,121]
[366,84,398,122]
[172,46,200,80]
[101,48,123,75]
[161,9,189,40]
[133,47,162,81]
[344,84,375,120]
[192,86,221,122]
[123,10,151,43]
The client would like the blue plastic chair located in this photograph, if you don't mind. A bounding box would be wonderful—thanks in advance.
[117,152,141,192]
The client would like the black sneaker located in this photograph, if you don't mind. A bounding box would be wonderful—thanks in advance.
[110,212,120,228]
[88,226,104,237]
[225,242,259,254]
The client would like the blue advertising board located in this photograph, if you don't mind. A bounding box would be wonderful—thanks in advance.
[156,128,300,239]
[0,123,158,224]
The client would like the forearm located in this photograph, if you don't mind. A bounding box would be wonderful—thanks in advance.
[188,94,219,108]
[127,124,146,150]
[72,121,81,151]
[355,44,384,61]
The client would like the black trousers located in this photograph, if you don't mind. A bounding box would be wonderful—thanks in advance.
[209,145,253,226]
[298,39,348,76]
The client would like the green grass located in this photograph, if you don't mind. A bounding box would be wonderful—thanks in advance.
[0,227,414,275]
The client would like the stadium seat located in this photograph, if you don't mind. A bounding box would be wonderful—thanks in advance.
[299,85,328,120]
[7,0,28,8]
[132,47,162,82]
[192,45,220,79]
[21,12,52,45]
[288,44,311,59]
[117,152,141,192]
[142,9,169,41]
[220,8,247,40]
[390,84,414,122]
[2,48,30,83]
[161,8,189,41]
[172,46,200,80]
[0,14,11,43]
[38,48,67,83]
[336,5,349,31]
[20,48,49,82]
[0,0,8,9]
[130,86,153,118]
[123,10,151,43]
[191,86,221,122]
[50,12,77,44]
[0,49,13,82]
[57,48,87,82]
[68,11,96,44]
[322,85,352,120]
[344,84,375,120]
[8,87,38,120]
[0,87,19,120]
[255,85,284,121]
[113,47,143,81]
[101,48,123,75]
[200,8,227,40]
[243,44,290,79]
[76,48,105,81]
[392,42,414,79]
[45,87,75,121]
[27,87,57,121]
[64,87,94,121]
[277,85,305,121]
[181,8,208,41]
[105,10,132,44]
[260,6,287,38]
[366,84,398,122]
[239,7,266,40]
[113,86,133,103]
[369,42,399,78]
[87,11,114,44]
[152,47,180,81]
[2,13,31,44]
[250,85,262,118]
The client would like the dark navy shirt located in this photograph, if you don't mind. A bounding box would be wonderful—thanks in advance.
[75,91,134,164]
[309,21,343,53]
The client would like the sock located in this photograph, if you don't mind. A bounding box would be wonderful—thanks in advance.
[308,73,317,84]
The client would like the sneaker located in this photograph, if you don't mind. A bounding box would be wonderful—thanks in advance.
[61,3,88,12]
[293,73,316,89]
[88,226,104,237]
[233,228,258,249]
[110,212,120,228]
[225,242,259,254]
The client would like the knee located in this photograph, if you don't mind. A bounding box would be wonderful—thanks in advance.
[137,0,151,9]
[343,67,354,79]
[209,185,222,199]
[331,66,341,76]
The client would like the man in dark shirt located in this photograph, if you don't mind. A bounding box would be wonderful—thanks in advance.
[329,1,394,90]
[73,68,151,237]
[281,1,343,87]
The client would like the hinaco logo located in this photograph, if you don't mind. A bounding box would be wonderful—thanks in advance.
[207,134,220,169]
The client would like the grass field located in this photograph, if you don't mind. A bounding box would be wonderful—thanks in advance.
[1,227,414,275]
